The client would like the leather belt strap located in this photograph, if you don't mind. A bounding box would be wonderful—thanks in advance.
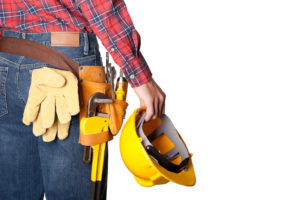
[80,131,112,146]
[0,36,79,77]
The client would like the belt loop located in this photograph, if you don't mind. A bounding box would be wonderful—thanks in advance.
[83,32,89,55]
[17,32,27,65]
[21,32,26,39]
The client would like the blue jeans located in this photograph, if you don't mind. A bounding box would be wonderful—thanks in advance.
[0,30,104,200]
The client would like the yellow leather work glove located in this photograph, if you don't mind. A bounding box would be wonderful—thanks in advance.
[32,112,71,142]
[22,67,79,141]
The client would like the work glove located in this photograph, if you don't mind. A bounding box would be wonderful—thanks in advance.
[22,67,79,142]
[31,112,71,142]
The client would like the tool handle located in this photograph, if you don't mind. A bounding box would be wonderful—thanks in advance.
[83,146,92,164]
[115,77,128,101]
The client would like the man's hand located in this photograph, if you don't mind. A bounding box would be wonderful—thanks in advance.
[133,77,166,122]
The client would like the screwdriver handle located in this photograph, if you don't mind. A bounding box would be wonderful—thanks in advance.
[115,77,128,101]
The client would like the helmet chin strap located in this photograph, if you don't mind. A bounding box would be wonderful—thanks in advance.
[137,112,190,173]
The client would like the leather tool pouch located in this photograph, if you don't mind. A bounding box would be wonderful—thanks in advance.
[78,65,128,146]
[101,99,128,136]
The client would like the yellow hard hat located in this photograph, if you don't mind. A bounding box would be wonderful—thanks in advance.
[120,107,196,187]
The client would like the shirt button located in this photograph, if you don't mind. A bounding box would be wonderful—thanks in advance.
[110,48,115,52]
[130,74,135,80]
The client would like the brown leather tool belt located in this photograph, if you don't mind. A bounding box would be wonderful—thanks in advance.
[0,33,127,145]
[0,33,79,77]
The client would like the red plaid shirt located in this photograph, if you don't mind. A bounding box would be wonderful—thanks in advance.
[0,0,152,87]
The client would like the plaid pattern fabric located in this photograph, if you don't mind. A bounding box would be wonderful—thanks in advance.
[0,0,152,87]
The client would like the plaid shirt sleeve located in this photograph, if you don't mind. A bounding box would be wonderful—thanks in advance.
[76,0,152,87]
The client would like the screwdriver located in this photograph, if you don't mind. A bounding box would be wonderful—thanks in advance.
[115,70,128,101]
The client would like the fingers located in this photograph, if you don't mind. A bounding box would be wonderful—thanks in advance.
[42,119,58,142]
[162,97,166,114]
[140,91,156,122]
[64,86,80,116]
[32,113,71,142]
[56,95,71,123]
[144,92,166,122]
[32,112,46,136]
[22,103,36,125]
[25,87,46,121]
[40,95,56,128]
[159,91,166,115]
[151,94,166,120]
[144,102,154,122]
[151,97,159,121]
[57,121,70,140]
[61,69,80,115]
[134,77,166,122]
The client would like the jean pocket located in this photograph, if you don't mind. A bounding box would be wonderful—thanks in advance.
[0,67,8,118]
[72,54,97,66]
[18,64,46,104]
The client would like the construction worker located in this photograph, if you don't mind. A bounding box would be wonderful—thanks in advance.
[0,0,165,200]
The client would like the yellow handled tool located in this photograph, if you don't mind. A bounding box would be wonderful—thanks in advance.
[80,93,112,200]
[115,70,128,101]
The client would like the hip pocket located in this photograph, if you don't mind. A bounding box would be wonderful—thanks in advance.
[0,67,8,118]
[18,64,46,104]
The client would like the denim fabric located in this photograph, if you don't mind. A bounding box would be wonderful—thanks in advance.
[0,30,104,200]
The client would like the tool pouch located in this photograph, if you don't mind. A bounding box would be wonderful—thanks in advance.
[100,99,128,136]
[78,65,128,146]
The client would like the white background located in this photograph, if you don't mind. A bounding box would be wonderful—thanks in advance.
[41,0,300,200]
[95,1,300,200]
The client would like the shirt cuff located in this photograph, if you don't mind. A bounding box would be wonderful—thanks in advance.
[111,50,153,88]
